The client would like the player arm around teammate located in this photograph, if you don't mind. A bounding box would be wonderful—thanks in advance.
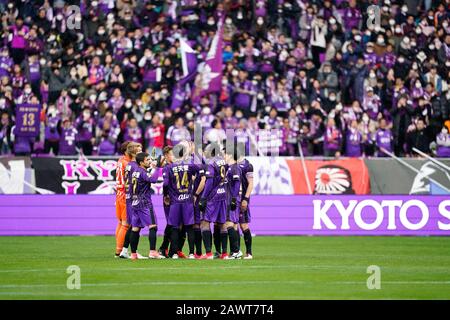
[129,152,165,260]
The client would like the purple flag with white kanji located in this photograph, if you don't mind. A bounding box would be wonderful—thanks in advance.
[179,38,198,86]
[191,17,224,103]
[15,103,41,137]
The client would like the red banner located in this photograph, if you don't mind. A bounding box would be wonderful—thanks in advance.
[285,158,370,195]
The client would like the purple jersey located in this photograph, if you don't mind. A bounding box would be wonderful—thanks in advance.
[376,129,393,155]
[131,166,161,209]
[163,161,202,204]
[203,157,228,202]
[227,162,241,201]
[237,158,253,199]
[345,128,362,157]
[59,127,77,155]
[125,161,139,202]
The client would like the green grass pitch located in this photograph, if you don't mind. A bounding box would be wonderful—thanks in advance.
[0,236,449,299]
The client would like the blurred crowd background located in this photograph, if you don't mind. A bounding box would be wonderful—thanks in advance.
[0,0,449,158]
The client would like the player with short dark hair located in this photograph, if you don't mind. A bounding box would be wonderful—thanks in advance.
[237,142,254,259]
[224,144,243,259]
[158,145,174,257]
[198,144,228,259]
[191,142,207,258]
[163,142,205,259]
[129,152,165,260]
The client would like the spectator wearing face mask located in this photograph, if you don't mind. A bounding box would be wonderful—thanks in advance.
[436,125,450,158]
[406,118,432,156]
[75,107,96,155]
[323,116,342,157]
[344,119,364,157]
[375,117,394,157]
[44,104,61,155]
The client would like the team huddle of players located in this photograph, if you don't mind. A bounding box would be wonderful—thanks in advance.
[113,140,254,260]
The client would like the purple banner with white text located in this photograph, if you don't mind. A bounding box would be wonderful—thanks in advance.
[1,195,449,236]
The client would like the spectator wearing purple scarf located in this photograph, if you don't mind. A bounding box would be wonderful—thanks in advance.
[324,117,342,157]
[59,119,78,156]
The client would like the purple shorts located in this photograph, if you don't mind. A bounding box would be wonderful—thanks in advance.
[227,200,240,224]
[131,205,157,228]
[203,200,227,224]
[126,200,132,225]
[239,206,251,224]
[168,202,194,227]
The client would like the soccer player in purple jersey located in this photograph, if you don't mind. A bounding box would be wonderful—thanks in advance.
[223,146,243,259]
[129,152,165,260]
[158,146,174,258]
[237,142,254,259]
[163,144,205,259]
[191,142,207,259]
[198,146,229,259]
[118,142,143,259]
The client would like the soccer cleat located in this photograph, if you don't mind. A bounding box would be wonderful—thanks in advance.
[231,250,243,259]
[243,254,253,260]
[177,251,187,259]
[188,254,196,259]
[194,254,202,259]
[213,252,221,259]
[200,252,214,260]
[220,253,228,260]
[149,250,166,259]
[130,253,138,260]
[172,254,179,259]
[119,250,129,259]
[137,252,149,259]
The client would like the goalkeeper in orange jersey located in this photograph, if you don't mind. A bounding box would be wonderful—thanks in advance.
[114,141,142,258]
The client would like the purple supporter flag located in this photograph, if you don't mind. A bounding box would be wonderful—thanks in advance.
[179,38,198,86]
[191,17,225,103]
[14,104,41,138]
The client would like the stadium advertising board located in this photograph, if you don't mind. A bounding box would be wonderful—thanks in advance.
[1,195,449,236]
[366,159,450,195]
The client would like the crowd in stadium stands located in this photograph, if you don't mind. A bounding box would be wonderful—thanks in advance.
[0,0,449,158]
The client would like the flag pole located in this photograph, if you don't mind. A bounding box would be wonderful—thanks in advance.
[412,147,450,172]
[298,141,313,194]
